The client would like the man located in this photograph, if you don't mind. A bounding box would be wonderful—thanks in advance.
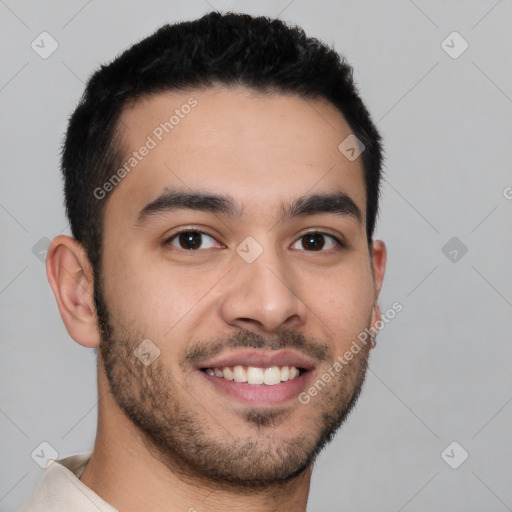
[21,11,386,512]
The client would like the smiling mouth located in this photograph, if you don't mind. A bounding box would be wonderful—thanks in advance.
[201,365,307,386]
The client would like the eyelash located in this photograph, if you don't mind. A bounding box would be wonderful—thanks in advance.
[164,229,345,253]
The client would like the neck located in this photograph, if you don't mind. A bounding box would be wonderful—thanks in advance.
[80,369,312,512]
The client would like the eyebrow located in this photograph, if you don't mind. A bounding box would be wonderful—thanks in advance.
[135,189,362,225]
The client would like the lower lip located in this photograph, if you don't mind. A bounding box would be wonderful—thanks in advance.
[199,370,312,405]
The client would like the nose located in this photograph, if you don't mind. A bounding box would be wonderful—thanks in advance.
[219,245,308,333]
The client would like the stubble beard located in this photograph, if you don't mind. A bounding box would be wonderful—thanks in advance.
[93,274,371,489]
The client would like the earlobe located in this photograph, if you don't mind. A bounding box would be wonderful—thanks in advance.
[370,239,387,296]
[369,303,382,348]
[369,240,387,348]
[46,235,101,348]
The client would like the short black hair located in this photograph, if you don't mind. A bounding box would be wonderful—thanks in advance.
[62,11,383,272]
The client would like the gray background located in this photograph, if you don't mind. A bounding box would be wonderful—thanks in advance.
[1,0,511,511]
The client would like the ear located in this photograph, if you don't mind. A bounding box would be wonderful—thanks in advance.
[369,239,387,336]
[46,235,101,348]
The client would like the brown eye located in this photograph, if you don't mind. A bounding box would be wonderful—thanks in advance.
[292,232,342,252]
[167,231,218,250]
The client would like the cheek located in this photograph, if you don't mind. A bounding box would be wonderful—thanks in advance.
[310,259,375,345]
[103,252,223,337]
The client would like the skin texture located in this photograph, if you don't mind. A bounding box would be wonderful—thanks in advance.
[47,86,386,512]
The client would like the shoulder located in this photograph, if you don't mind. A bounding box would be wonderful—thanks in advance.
[19,453,117,512]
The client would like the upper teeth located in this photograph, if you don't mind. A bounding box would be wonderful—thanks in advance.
[204,365,301,385]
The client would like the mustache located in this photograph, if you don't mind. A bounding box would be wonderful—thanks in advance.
[184,329,330,365]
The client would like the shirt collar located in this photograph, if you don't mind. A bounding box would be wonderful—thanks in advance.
[22,453,118,512]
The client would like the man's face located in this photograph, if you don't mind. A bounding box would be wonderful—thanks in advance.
[96,86,384,486]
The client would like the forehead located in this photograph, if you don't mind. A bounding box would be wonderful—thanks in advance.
[108,86,366,223]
